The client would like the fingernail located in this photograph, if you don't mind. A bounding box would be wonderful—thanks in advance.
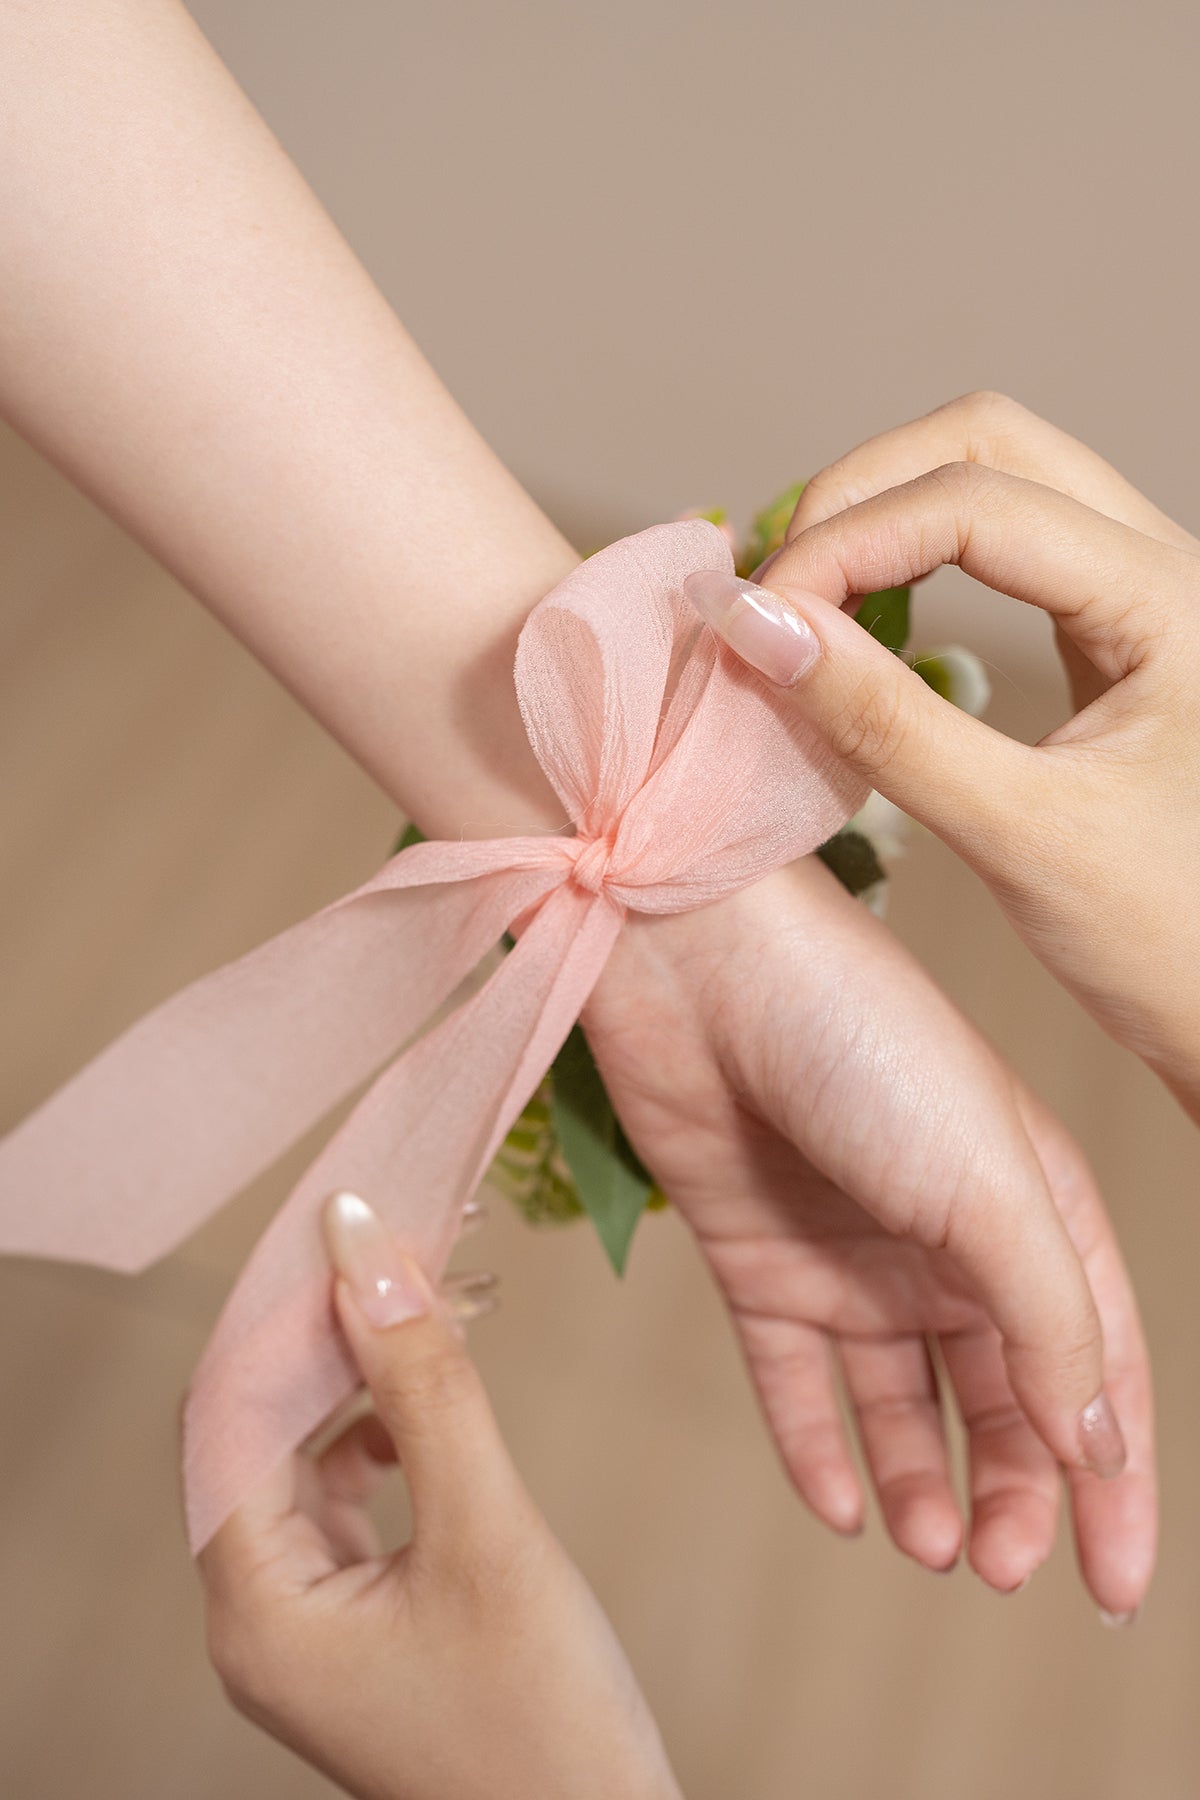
[683,569,821,687]
[1098,1607,1138,1629]
[322,1191,431,1329]
[457,1197,488,1240]
[439,1268,500,1327]
[1077,1392,1127,1479]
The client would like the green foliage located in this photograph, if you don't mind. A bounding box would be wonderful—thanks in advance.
[739,480,806,576]
[816,828,886,898]
[549,1025,662,1276]
[394,822,662,1270]
[910,652,954,700]
[489,1080,585,1224]
[853,585,910,654]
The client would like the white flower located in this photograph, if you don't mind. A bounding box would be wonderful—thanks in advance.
[850,790,910,865]
[911,645,992,717]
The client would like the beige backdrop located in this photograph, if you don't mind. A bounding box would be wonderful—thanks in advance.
[1,3,1198,1797]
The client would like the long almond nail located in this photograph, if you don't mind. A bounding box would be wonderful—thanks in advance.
[1078,1392,1127,1479]
[322,1191,431,1329]
[683,569,820,687]
[458,1197,488,1240]
[440,1269,500,1327]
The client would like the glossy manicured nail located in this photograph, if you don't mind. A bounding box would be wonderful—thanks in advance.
[1077,1393,1127,1479]
[439,1268,500,1327]
[683,569,821,687]
[1098,1607,1138,1629]
[322,1191,431,1329]
[457,1197,488,1240]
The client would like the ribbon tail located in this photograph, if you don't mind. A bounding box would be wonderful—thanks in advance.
[182,880,623,1553]
[0,843,565,1272]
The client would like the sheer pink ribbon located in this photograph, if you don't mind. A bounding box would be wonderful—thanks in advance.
[0,520,864,1552]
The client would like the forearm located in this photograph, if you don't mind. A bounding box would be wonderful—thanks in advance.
[0,0,572,837]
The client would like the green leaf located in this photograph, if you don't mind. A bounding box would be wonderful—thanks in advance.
[853,585,910,654]
[489,1082,585,1225]
[549,1024,656,1276]
[740,479,806,575]
[816,828,886,897]
[393,820,426,854]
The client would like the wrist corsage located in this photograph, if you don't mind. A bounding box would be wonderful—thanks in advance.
[400,482,989,1274]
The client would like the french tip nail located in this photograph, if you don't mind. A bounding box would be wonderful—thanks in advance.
[1098,1607,1138,1629]
[1077,1392,1128,1480]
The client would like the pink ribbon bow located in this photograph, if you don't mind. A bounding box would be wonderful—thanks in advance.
[0,520,863,1551]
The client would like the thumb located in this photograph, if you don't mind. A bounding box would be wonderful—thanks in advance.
[323,1191,524,1546]
[683,567,1037,868]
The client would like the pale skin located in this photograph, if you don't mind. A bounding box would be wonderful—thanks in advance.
[0,3,1159,1791]
[691,390,1200,1117]
[202,1192,682,1800]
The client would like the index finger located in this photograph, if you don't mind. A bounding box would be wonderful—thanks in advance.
[789,390,1200,555]
[769,461,1183,681]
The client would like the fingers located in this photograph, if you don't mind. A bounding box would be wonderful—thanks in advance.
[688,553,1030,864]
[939,1323,1060,1594]
[698,463,1180,682]
[1015,1089,1158,1620]
[683,467,1186,865]
[316,1410,397,1506]
[787,389,1200,554]
[943,1158,1126,1489]
[323,1192,528,1551]
[736,1314,864,1536]
[839,1334,962,1572]
[1065,1344,1157,1624]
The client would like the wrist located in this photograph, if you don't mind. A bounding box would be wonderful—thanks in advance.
[386,536,581,844]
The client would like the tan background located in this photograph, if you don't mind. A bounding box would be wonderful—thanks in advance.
[1,2,1198,1796]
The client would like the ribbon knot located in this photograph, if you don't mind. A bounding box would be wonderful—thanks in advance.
[0,517,865,1553]
[570,834,614,895]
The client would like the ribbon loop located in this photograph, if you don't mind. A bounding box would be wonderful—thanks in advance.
[0,518,866,1551]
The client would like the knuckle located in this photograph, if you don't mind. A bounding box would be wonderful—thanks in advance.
[380,1340,480,1428]
[791,463,852,531]
[954,388,1028,430]
[925,459,987,504]
[828,669,914,776]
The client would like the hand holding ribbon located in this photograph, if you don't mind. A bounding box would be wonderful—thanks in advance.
[0,519,862,1551]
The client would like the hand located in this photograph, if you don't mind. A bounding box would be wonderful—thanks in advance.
[683,390,1200,1116]
[197,1194,680,1800]
[585,854,1156,1619]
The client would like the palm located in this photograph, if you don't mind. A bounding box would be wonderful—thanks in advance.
[584,856,1156,1614]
